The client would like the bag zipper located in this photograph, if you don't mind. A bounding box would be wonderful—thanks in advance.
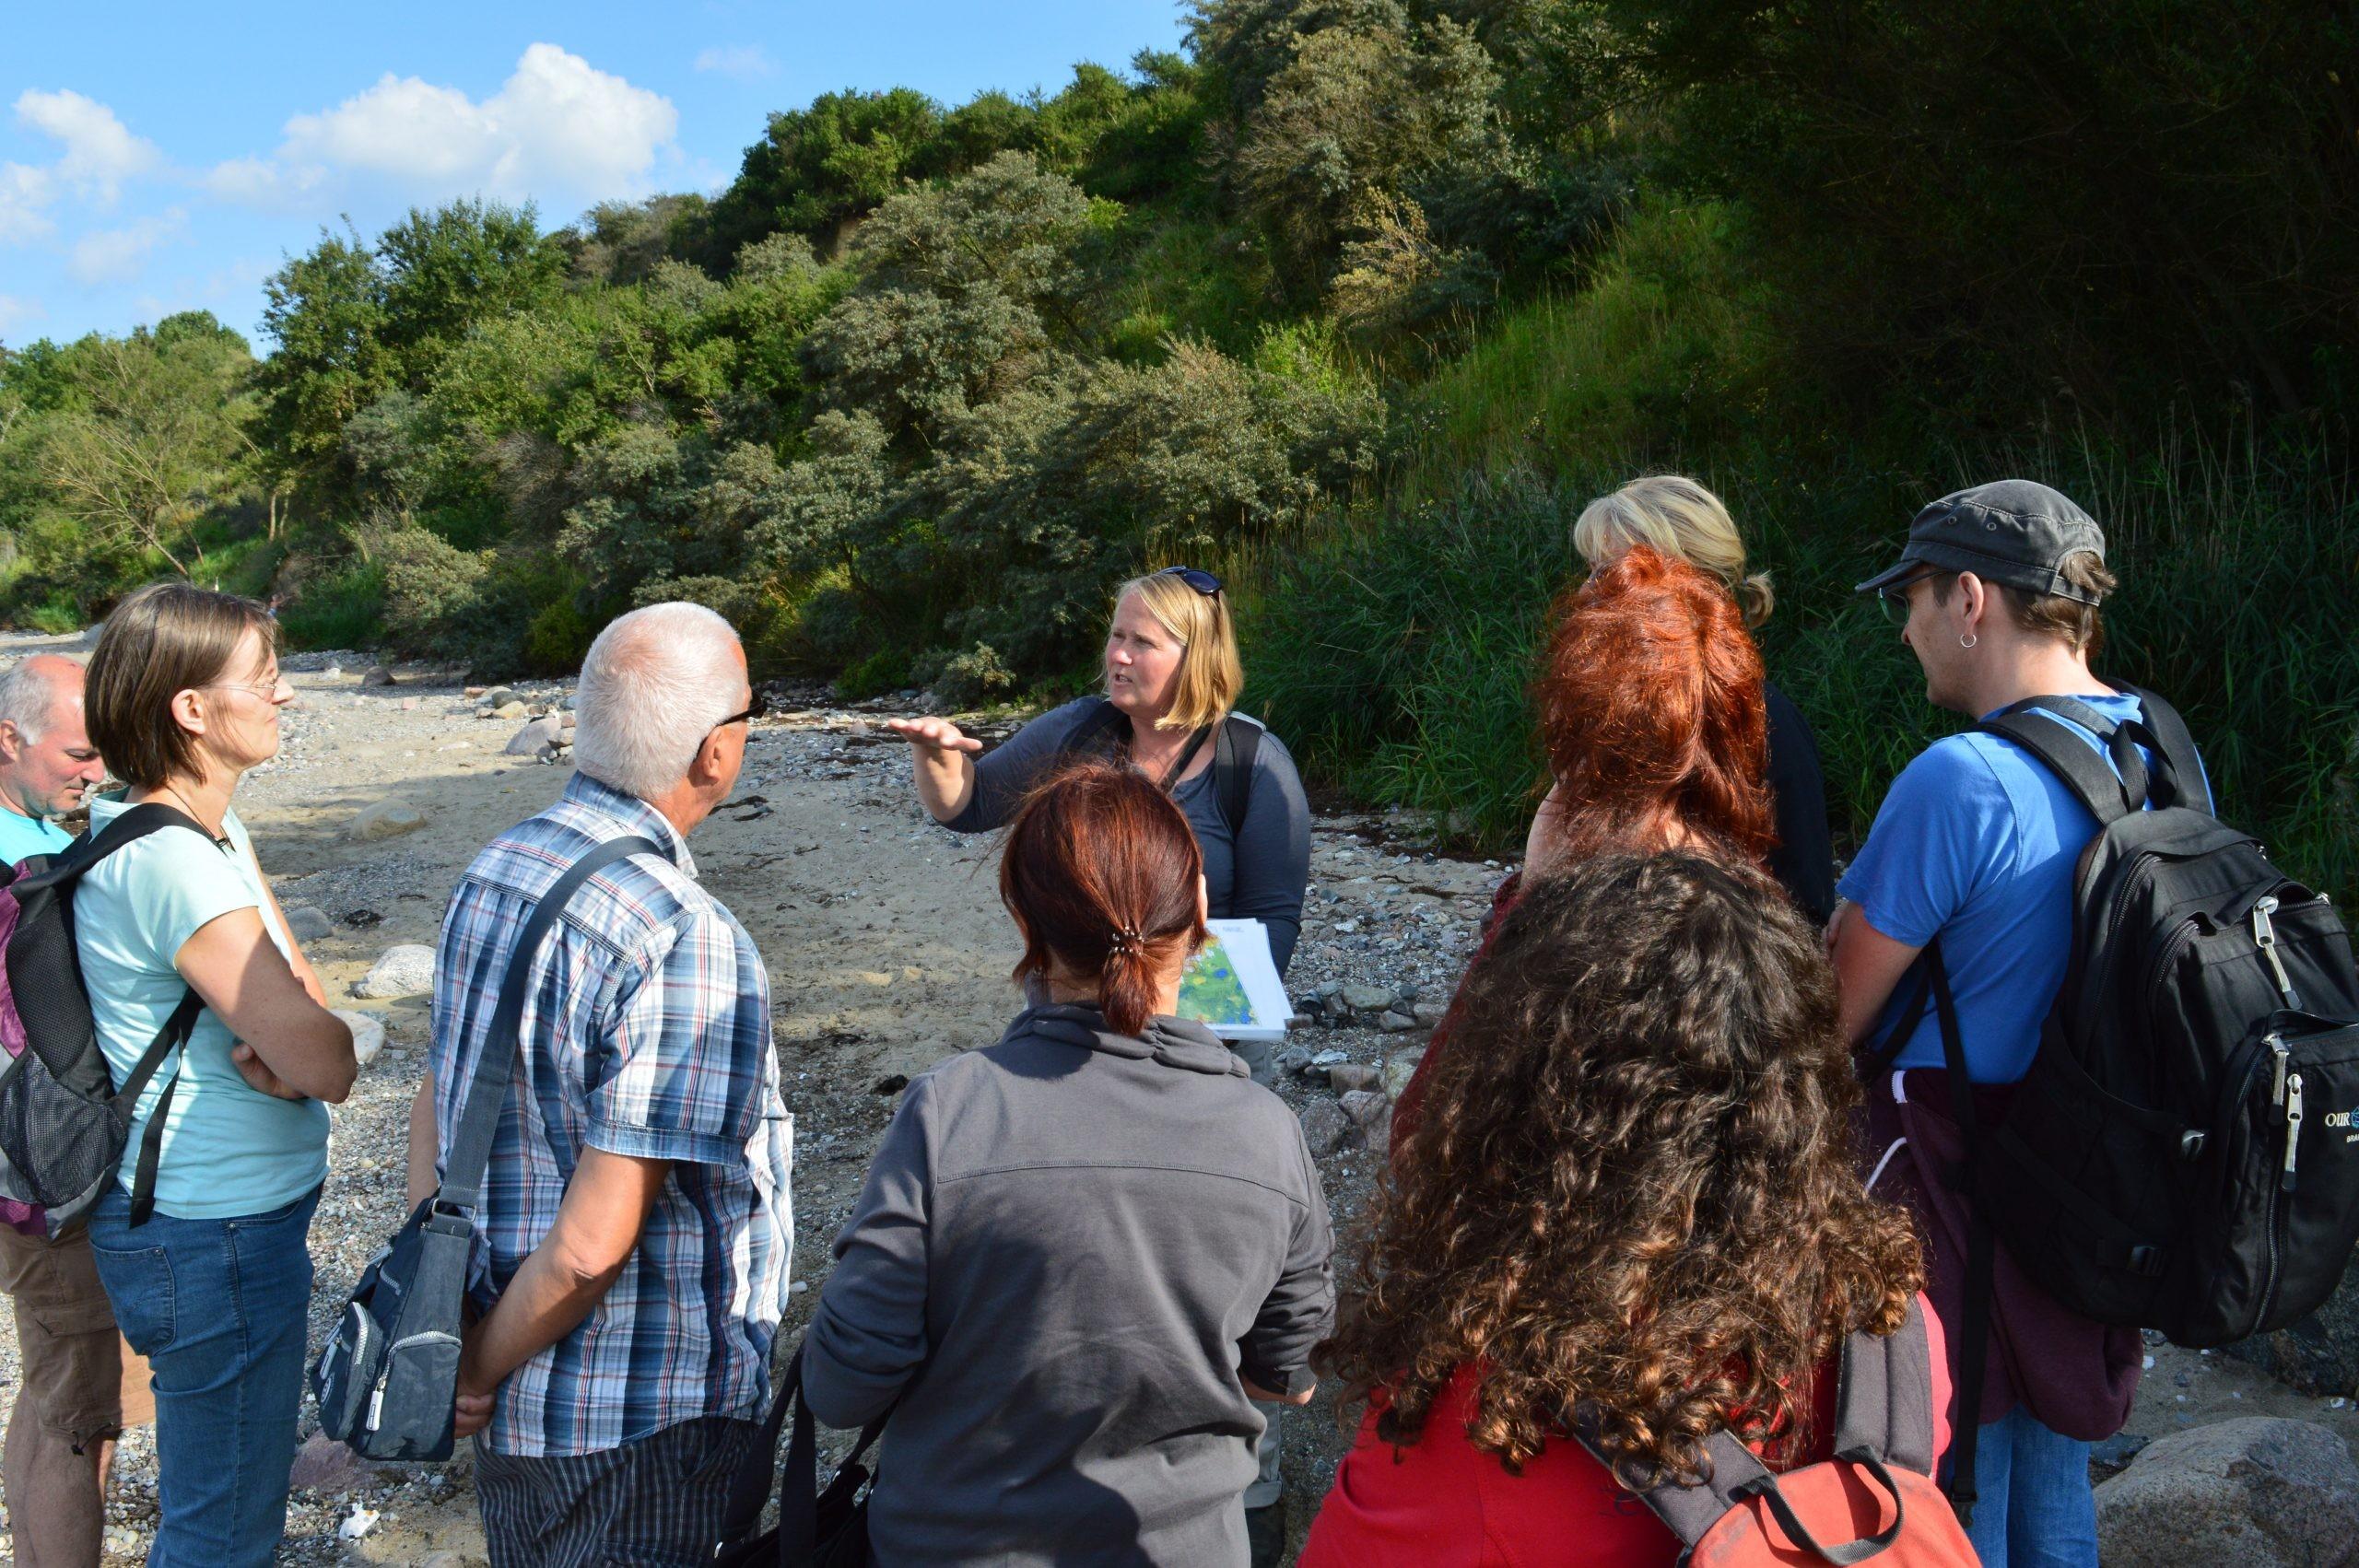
[2259,1032,2295,1325]
[2252,895,2305,1010]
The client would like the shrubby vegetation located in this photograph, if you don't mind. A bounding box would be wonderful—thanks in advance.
[0,0,2351,881]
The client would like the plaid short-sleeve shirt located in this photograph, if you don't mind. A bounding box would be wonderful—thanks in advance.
[429,773,793,1457]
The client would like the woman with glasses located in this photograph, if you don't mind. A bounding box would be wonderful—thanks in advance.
[890,566,1312,1563]
[1569,475,1834,921]
[76,583,357,1566]
[891,567,1312,979]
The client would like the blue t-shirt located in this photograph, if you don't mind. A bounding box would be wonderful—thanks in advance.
[1839,693,2207,1085]
[0,808,69,869]
[75,794,326,1219]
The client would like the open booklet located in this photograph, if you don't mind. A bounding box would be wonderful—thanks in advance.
[1177,919,1294,1044]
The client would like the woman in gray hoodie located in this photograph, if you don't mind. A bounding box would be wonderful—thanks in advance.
[804,761,1334,1566]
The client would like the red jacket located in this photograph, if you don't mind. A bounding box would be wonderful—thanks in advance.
[1299,1297,1951,1568]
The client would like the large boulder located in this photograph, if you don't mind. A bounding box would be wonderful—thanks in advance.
[2095,1417,2359,1568]
[350,799,425,841]
[354,945,435,1000]
[330,1009,386,1067]
[504,714,566,757]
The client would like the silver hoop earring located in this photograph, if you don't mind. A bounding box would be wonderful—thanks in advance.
[1960,633,1978,649]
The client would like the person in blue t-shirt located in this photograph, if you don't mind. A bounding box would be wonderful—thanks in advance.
[0,652,122,1568]
[1831,480,2189,1568]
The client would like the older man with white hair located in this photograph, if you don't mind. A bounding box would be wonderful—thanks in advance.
[0,653,126,1568]
[410,604,792,1568]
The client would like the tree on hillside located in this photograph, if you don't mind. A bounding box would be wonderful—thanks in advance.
[702,88,947,264]
[254,227,392,509]
[375,200,568,387]
[30,314,254,578]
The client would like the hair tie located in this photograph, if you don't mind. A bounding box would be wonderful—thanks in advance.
[1108,924,1143,956]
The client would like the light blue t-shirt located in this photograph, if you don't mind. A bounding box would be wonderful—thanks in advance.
[1840,693,2207,1085]
[75,795,327,1219]
[0,807,69,869]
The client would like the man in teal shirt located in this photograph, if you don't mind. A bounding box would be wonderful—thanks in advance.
[0,652,122,1568]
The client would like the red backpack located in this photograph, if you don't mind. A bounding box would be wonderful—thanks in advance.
[1575,1299,1978,1567]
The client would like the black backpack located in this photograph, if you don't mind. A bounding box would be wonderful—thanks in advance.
[313,832,659,1461]
[1057,699,1262,837]
[1874,685,2359,1517]
[0,803,211,1237]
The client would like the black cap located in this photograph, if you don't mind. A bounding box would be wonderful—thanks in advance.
[1855,480,2108,604]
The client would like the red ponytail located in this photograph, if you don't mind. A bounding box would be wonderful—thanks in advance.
[1001,761,1208,1036]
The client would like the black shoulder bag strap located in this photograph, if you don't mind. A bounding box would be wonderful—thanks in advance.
[2110,682,2213,815]
[436,834,663,1217]
[56,802,222,1229]
[1920,940,1993,1530]
[713,1342,892,1565]
[1979,703,2139,825]
[1060,699,1131,766]
[1214,716,1262,841]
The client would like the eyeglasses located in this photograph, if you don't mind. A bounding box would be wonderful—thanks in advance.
[1156,565,1222,596]
[710,690,769,732]
[208,673,292,700]
[1877,575,1928,628]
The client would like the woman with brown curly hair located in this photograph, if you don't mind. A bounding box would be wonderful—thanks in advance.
[1303,854,1948,1567]
[1391,546,1776,1147]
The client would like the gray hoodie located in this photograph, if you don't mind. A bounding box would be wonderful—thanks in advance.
[804,1004,1334,1566]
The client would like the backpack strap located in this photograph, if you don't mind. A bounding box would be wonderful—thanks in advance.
[1830,1296,1938,1477]
[1214,715,1262,841]
[1978,703,2138,825]
[1569,1405,1776,1550]
[2109,683,2213,815]
[713,1341,892,1562]
[435,833,664,1217]
[45,803,218,1229]
[1919,940,1994,1531]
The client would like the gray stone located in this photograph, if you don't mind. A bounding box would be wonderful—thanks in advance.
[476,685,516,708]
[1230,1039,1277,1087]
[349,798,425,841]
[1314,979,1344,1000]
[2095,1417,2359,1568]
[330,1009,386,1067]
[489,699,528,720]
[281,905,334,943]
[1382,1049,1426,1100]
[288,1430,374,1492]
[1328,1063,1381,1094]
[1377,1008,1423,1032]
[1300,1100,1350,1158]
[1413,1002,1448,1028]
[1339,983,1394,1015]
[1338,1089,1390,1129]
[1275,1045,1314,1078]
[505,714,565,756]
[360,664,394,686]
[354,944,436,1000]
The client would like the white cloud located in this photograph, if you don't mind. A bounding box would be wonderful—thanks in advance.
[13,89,158,202]
[69,207,186,285]
[222,43,679,209]
[0,162,54,241]
[695,44,776,81]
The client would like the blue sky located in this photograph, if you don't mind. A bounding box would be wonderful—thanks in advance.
[0,0,1190,352]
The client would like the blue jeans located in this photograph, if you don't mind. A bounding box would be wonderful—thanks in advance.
[85,1185,321,1568]
[1952,1407,2099,1568]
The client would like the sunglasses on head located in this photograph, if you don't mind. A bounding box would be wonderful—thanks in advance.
[1156,565,1223,596]
[711,689,769,731]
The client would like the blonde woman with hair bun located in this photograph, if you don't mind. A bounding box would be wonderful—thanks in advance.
[1572,475,1836,919]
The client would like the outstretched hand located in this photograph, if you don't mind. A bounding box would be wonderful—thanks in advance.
[887,716,981,755]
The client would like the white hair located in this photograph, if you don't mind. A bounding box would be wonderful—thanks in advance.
[571,603,745,801]
[0,656,83,745]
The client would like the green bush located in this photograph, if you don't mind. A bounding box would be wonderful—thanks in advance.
[278,562,385,650]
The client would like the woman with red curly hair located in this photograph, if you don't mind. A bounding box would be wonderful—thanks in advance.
[1301,855,1951,1567]
[1391,546,1777,1144]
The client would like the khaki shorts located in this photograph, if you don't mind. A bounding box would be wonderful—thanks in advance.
[0,1222,141,1448]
